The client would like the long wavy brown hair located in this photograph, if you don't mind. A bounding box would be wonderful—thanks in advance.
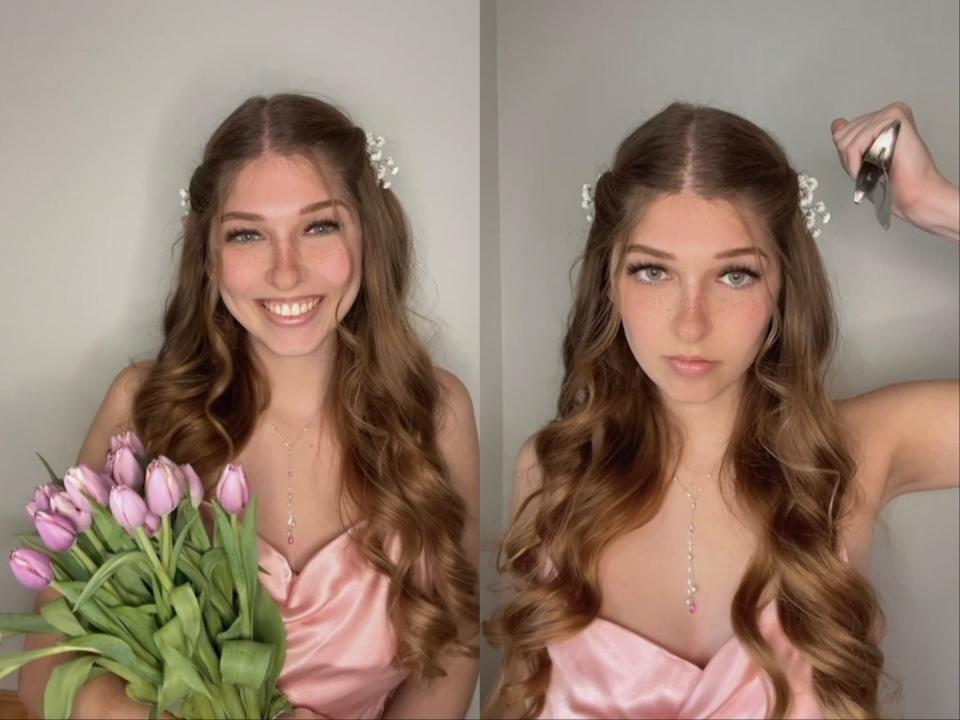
[131,93,477,683]
[484,103,884,718]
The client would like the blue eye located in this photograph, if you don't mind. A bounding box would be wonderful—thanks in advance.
[625,263,670,283]
[224,219,341,243]
[624,262,761,290]
[720,266,761,289]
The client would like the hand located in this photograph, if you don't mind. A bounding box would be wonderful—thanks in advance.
[830,102,956,235]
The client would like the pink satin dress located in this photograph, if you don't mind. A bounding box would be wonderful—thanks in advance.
[257,525,407,719]
[539,598,824,719]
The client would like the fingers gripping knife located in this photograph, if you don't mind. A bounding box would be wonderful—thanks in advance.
[853,119,901,230]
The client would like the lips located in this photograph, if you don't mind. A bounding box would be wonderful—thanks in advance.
[666,356,718,378]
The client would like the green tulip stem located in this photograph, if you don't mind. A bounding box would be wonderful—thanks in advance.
[133,527,172,593]
[230,515,252,637]
[69,544,98,576]
[161,514,172,577]
[81,527,107,559]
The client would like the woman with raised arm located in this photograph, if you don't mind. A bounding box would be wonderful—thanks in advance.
[485,101,958,719]
[18,93,479,720]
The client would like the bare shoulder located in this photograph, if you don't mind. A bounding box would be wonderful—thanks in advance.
[511,435,544,519]
[433,367,475,435]
[76,360,155,472]
[432,367,478,491]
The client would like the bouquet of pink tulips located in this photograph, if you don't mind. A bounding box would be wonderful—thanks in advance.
[0,432,291,720]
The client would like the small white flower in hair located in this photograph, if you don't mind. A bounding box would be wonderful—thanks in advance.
[798,172,830,239]
[365,132,399,189]
[179,187,191,216]
[581,183,596,223]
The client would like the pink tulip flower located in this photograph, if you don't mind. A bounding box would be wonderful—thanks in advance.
[112,446,144,490]
[63,464,111,512]
[109,485,148,533]
[180,463,205,507]
[9,547,54,590]
[215,464,250,514]
[145,457,182,516]
[110,431,146,456]
[51,492,92,533]
[34,510,78,552]
[143,512,161,537]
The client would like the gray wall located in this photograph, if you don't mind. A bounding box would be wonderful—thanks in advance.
[0,1,480,715]
[493,1,959,717]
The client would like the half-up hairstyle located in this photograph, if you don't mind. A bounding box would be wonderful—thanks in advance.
[133,93,477,683]
[485,102,884,718]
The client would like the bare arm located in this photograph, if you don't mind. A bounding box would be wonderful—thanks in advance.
[839,380,960,509]
[382,369,480,719]
[17,362,154,720]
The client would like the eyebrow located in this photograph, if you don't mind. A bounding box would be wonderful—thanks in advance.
[220,199,346,222]
[624,243,769,260]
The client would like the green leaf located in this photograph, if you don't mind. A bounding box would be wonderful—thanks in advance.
[90,504,137,553]
[169,585,202,658]
[200,548,235,613]
[239,497,260,600]
[39,598,85,636]
[0,612,58,636]
[268,689,293,720]
[215,614,245,647]
[154,618,212,702]
[212,501,247,601]
[155,671,189,718]
[170,512,198,579]
[43,654,96,720]
[252,583,287,704]
[112,605,161,658]
[70,551,147,614]
[124,679,158,706]
[0,643,98,681]
[96,656,158,693]
[35,452,61,484]
[63,634,160,683]
[55,582,124,636]
[220,639,274,689]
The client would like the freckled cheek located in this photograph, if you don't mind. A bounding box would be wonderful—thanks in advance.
[306,241,356,289]
[616,286,669,357]
[219,252,260,294]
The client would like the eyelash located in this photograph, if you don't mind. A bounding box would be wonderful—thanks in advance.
[224,219,341,243]
[625,262,761,290]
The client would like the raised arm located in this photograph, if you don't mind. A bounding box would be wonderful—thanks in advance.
[382,369,480,719]
[831,101,959,241]
[840,380,959,509]
[17,361,155,720]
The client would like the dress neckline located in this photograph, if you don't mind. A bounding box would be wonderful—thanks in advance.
[592,597,778,673]
[258,521,363,577]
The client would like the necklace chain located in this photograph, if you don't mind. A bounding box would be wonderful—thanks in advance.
[268,407,322,546]
[672,469,714,615]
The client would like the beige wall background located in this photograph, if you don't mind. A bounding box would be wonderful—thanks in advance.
[0,1,480,715]
[487,0,959,717]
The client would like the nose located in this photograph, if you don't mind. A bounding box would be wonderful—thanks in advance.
[267,237,303,291]
[671,284,712,343]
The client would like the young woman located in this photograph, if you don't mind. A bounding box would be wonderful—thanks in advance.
[18,93,479,719]
[485,101,958,719]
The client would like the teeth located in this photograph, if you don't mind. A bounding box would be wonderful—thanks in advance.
[263,297,320,318]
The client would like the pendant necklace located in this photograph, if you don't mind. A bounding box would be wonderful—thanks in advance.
[268,407,322,545]
[672,468,715,614]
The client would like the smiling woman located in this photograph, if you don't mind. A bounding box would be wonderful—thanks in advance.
[17,93,479,720]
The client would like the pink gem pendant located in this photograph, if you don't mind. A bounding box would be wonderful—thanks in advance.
[688,601,697,614]
[287,534,294,545]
